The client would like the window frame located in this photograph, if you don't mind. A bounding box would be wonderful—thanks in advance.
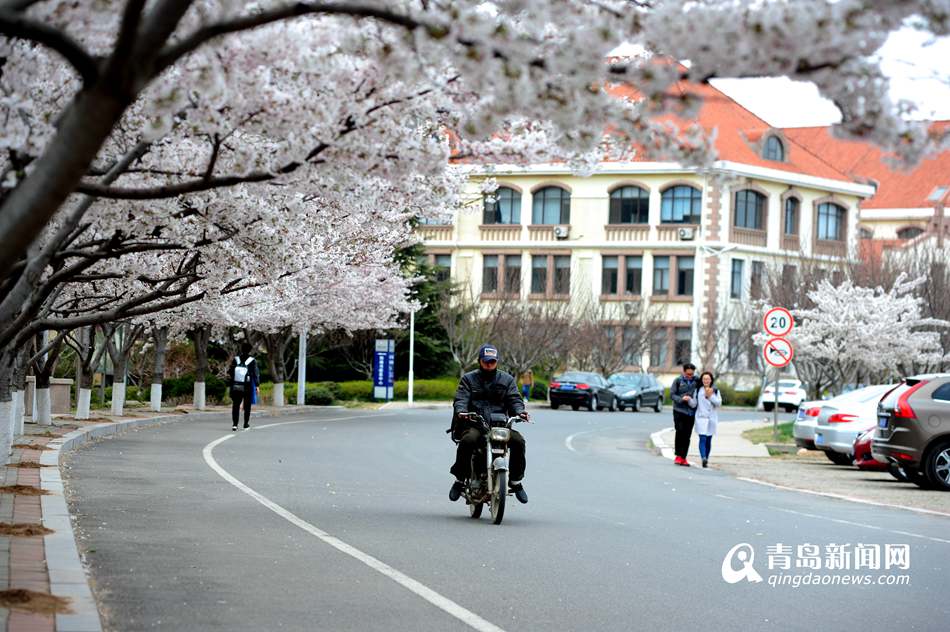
[482,186,522,225]
[481,252,523,298]
[531,185,571,225]
[600,252,645,299]
[730,259,745,300]
[764,136,785,162]
[660,185,703,225]
[783,196,800,236]
[816,202,846,242]
[651,253,694,300]
[733,189,767,231]
[528,252,572,299]
[608,184,650,225]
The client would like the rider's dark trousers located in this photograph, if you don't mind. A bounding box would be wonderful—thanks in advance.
[451,427,526,483]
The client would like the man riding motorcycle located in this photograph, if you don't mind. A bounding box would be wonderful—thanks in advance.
[449,344,530,504]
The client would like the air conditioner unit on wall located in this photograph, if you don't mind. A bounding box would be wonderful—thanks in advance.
[678,227,696,240]
[553,225,570,239]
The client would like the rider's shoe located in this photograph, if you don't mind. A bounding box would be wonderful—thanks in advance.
[449,480,464,502]
[510,483,528,504]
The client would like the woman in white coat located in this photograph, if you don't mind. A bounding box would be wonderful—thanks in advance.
[688,371,722,468]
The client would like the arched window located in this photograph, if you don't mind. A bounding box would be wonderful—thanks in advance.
[532,186,571,225]
[609,186,649,224]
[783,197,799,235]
[660,185,702,224]
[483,186,521,225]
[858,226,874,240]
[764,136,785,161]
[734,190,767,230]
[816,203,846,241]
[897,226,924,240]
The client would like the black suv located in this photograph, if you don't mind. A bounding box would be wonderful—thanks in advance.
[607,372,664,412]
[549,371,617,411]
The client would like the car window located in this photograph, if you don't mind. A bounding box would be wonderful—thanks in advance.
[933,383,950,402]
[611,375,642,386]
[778,380,800,388]
[558,372,589,382]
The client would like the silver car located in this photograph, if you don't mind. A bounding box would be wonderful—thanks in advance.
[813,384,895,465]
[792,400,824,449]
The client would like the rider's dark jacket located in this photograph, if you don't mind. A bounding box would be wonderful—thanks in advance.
[451,369,525,438]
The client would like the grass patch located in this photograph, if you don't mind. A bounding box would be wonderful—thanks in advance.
[742,422,795,445]
[0,589,72,615]
[0,485,49,496]
[0,522,54,537]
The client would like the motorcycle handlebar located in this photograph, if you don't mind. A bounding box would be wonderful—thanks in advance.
[458,412,528,427]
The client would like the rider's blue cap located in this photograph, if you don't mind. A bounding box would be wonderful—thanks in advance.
[478,344,499,363]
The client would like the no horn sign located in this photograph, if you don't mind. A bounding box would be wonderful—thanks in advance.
[763,337,794,368]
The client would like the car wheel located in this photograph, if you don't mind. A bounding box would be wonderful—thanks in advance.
[924,440,950,491]
[617,403,626,412]
[783,404,796,413]
[588,395,598,412]
[631,397,640,412]
[607,397,616,412]
[550,402,559,410]
[763,402,774,412]
[653,397,662,413]
[907,468,934,489]
[571,404,580,411]
[825,451,853,466]
[888,463,910,483]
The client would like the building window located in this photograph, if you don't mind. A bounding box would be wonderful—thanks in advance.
[651,329,669,369]
[897,226,924,240]
[660,186,702,224]
[532,186,571,225]
[817,203,845,241]
[734,190,766,230]
[625,256,643,295]
[483,186,521,225]
[434,254,451,282]
[750,261,765,300]
[858,226,874,239]
[653,256,670,295]
[531,256,547,294]
[676,256,694,296]
[553,255,571,295]
[601,256,619,295]
[731,259,744,299]
[764,136,785,162]
[609,186,649,224]
[784,197,799,235]
[504,255,521,293]
[622,327,642,366]
[674,327,692,365]
[482,255,499,294]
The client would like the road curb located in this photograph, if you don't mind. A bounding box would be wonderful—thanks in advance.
[649,427,675,460]
[37,405,323,631]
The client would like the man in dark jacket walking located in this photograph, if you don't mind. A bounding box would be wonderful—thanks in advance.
[228,342,260,431]
[670,362,698,466]
[450,344,530,503]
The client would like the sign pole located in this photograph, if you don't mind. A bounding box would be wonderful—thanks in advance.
[296,332,306,406]
[408,310,415,407]
[773,368,780,441]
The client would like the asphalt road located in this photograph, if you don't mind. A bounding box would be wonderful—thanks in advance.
[64,407,950,632]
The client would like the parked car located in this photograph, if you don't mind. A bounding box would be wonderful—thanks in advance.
[549,371,617,412]
[874,373,950,490]
[813,384,896,465]
[853,428,909,481]
[607,372,664,412]
[758,379,807,412]
[792,400,824,449]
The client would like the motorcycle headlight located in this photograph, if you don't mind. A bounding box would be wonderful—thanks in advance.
[489,427,511,442]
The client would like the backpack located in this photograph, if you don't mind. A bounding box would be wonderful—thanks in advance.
[233,356,252,391]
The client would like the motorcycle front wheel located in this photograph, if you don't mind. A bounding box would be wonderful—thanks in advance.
[490,470,507,525]
[469,502,483,518]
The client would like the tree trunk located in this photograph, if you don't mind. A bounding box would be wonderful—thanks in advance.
[0,356,14,464]
[106,327,127,417]
[12,345,30,435]
[34,370,52,426]
[150,326,169,412]
[74,326,99,420]
[262,329,292,408]
[190,326,210,410]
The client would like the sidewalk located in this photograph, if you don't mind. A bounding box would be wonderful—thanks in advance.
[0,404,322,631]
[650,419,771,459]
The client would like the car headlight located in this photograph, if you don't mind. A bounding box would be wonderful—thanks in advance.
[489,428,511,442]
[623,390,639,398]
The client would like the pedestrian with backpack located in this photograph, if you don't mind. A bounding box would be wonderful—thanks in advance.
[669,362,698,466]
[229,342,260,431]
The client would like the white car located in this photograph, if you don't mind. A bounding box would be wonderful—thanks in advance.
[813,384,896,465]
[757,379,808,412]
[792,400,824,449]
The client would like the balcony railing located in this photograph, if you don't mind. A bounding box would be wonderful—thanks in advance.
[479,224,522,242]
[527,225,558,241]
[417,224,454,241]
[656,224,698,242]
[604,224,650,242]
[730,227,768,248]
[813,239,847,257]
[781,234,800,252]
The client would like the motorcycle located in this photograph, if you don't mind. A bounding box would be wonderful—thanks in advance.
[456,412,526,525]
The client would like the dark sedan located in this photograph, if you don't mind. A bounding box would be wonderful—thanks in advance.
[549,371,617,411]
[607,372,664,412]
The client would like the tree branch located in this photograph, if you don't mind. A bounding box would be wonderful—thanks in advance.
[0,11,99,84]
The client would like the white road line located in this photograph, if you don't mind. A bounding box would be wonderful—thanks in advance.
[564,426,625,453]
[715,494,736,500]
[736,476,950,519]
[769,506,950,545]
[203,414,507,632]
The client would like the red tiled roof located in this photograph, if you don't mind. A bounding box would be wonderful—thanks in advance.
[784,122,950,209]
[604,80,855,182]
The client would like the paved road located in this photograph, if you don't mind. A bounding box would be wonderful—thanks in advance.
[64,408,950,632]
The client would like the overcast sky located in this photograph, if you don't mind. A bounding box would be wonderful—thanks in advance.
[712,27,950,127]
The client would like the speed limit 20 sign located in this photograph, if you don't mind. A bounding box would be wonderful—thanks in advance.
[763,307,794,337]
